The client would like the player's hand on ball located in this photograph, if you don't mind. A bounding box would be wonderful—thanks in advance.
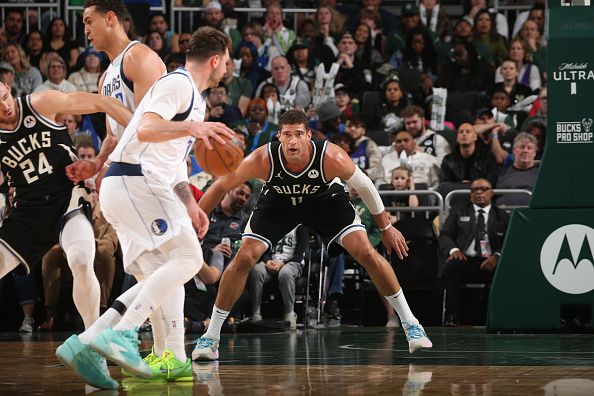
[189,122,234,150]
[381,225,409,260]
[66,160,99,184]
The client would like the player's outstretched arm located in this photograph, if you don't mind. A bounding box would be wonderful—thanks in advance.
[324,143,409,259]
[30,90,132,129]
[198,145,271,215]
[137,113,234,146]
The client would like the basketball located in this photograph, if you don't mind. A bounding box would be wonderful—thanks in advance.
[194,134,244,176]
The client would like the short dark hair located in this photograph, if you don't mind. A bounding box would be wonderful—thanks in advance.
[5,8,24,19]
[401,105,425,119]
[187,27,231,63]
[279,110,308,131]
[84,0,128,22]
[76,141,97,154]
[347,115,366,128]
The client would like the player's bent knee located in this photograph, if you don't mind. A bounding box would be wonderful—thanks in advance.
[65,245,95,276]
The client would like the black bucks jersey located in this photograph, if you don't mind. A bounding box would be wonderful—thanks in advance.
[0,96,77,205]
[245,140,364,255]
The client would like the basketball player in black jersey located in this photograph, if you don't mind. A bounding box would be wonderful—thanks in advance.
[193,110,432,361]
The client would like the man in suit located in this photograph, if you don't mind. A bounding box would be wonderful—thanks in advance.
[439,178,509,325]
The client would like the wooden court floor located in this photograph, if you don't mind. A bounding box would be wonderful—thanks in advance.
[0,327,593,395]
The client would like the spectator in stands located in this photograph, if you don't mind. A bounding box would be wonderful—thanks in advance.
[495,132,539,207]
[357,8,386,56]
[360,0,398,35]
[334,83,356,119]
[43,17,79,71]
[0,62,16,96]
[259,82,281,125]
[0,26,7,49]
[68,47,102,93]
[380,165,419,220]
[264,3,296,56]
[39,177,118,331]
[521,87,547,132]
[235,41,264,97]
[495,38,541,92]
[517,19,546,74]
[248,225,308,330]
[206,82,243,126]
[178,32,192,53]
[345,116,385,184]
[221,55,252,117]
[382,129,441,190]
[473,108,517,166]
[384,3,430,59]
[524,121,546,161]
[439,178,509,326]
[56,113,80,141]
[390,27,437,85]
[489,87,511,113]
[148,12,180,53]
[490,59,534,108]
[512,1,546,41]
[145,30,169,60]
[202,182,253,266]
[439,123,499,196]
[435,39,494,94]
[2,43,42,95]
[242,21,274,71]
[313,100,345,140]
[335,32,373,99]
[436,19,493,66]
[4,9,26,46]
[122,12,142,42]
[164,52,186,73]
[243,98,278,154]
[319,0,348,35]
[354,22,384,72]
[34,55,78,93]
[286,37,316,85]
[419,0,453,42]
[24,30,44,70]
[402,105,451,164]
[472,9,507,67]
[464,0,508,40]
[200,1,242,49]
[255,55,311,112]
[315,5,341,57]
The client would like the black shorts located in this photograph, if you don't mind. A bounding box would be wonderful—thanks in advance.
[244,190,364,256]
[0,197,69,275]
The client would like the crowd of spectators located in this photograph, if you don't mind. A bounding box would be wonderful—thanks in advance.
[0,0,549,330]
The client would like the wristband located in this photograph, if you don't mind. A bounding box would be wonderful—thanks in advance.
[379,223,392,232]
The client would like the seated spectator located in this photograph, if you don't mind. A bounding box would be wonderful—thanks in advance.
[200,1,242,49]
[177,32,192,53]
[56,113,80,141]
[3,43,43,95]
[490,59,534,108]
[242,21,274,72]
[286,37,316,85]
[380,166,419,222]
[263,3,296,56]
[0,62,17,96]
[206,82,243,126]
[473,108,517,166]
[335,32,373,98]
[357,8,386,56]
[345,116,385,185]
[512,1,545,39]
[439,178,509,325]
[34,55,78,93]
[221,55,252,117]
[389,27,437,94]
[38,183,118,331]
[3,9,26,46]
[164,52,186,73]
[364,73,409,132]
[495,38,541,92]
[148,12,179,53]
[495,132,539,207]
[523,121,546,160]
[145,30,169,60]
[314,5,342,57]
[353,23,383,70]
[402,105,451,164]
[521,87,547,132]
[419,0,453,42]
[489,88,511,114]
[516,19,546,74]
[235,40,265,97]
[24,30,44,70]
[435,39,494,94]
[122,11,142,41]
[464,0,509,40]
[259,82,281,125]
[243,98,278,154]
[382,129,441,190]
[248,225,308,330]
[68,47,102,93]
[439,123,499,197]
[312,100,345,140]
[255,56,311,112]
[385,3,431,58]
[334,83,356,119]
[43,17,79,71]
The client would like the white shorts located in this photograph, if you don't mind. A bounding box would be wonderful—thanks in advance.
[100,173,192,273]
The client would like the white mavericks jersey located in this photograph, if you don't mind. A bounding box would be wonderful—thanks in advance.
[101,41,165,140]
[109,68,206,186]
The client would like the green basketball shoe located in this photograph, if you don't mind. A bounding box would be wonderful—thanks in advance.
[90,328,152,378]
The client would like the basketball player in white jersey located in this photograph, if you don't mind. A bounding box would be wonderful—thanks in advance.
[60,0,188,386]
[57,27,234,387]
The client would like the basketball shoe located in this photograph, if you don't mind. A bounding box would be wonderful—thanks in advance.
[90,328,152,378]
[191,337,219,361]
[122,346,161,377]
[56,334,119,389]
[157,350,193,382]
[402,321,433,353]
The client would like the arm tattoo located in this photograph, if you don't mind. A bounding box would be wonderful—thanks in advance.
[174,181,194,206]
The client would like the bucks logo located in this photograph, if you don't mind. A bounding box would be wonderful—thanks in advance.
[540,224,594,294]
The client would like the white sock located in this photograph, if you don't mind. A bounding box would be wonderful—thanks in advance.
[62,214,100,328]
[78,280,144,344]
[203,305,229,341]
[385,289,418,325]
[150,308,167,357]
[162,286,186,361]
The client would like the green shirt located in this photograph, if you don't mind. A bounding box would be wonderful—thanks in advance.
[227,76,253,109]
[351,197,381,248]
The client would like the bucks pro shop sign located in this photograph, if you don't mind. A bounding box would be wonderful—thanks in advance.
[540,224,594,294]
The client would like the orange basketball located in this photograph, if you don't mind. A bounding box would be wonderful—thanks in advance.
[194,134,244,176]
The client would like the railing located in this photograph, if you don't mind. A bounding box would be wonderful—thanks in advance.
[378,190,445,226]
[1,3,61,34]
[444,189,532,216]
